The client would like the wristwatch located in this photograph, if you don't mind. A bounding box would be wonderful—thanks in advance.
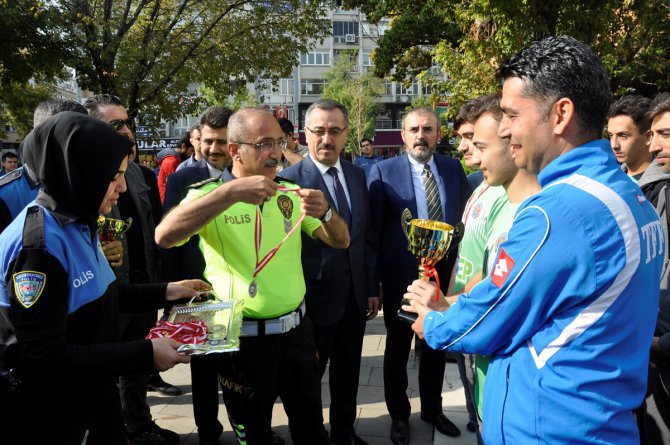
[320,206,333,223]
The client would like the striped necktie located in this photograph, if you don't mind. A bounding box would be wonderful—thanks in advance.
[423,164,443,221]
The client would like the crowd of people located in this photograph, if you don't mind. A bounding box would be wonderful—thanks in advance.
[0,34,669,445]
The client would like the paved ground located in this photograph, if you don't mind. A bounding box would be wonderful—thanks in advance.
[148,312,477,445]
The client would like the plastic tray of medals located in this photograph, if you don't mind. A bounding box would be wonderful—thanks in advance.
[166,298,243,355]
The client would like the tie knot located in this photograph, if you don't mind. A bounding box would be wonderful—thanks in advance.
[423,164,432,176]
[327,167,339,177]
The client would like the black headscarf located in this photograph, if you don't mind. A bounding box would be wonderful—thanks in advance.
[20,112,133,228]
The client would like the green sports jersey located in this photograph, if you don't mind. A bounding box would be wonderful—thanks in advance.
[454,183,508,292]
[181,179,322,319]
[475,200,519,420]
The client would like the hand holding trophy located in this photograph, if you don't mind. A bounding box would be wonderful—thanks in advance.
[97,215,133,242]
[398,209,463,323]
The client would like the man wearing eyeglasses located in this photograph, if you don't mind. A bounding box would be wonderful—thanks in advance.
[281,99,378,445]
[156,108,350,444]
[84,94,180,444]
[367,107,470,444]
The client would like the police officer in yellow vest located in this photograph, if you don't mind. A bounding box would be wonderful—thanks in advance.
[155,108,350,445]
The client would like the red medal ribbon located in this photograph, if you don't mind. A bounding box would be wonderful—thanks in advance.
[146,320,208,344]
[252,187,305,279]
[423,265,441,302]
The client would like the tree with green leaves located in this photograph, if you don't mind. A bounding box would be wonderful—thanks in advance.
[322,51,384,156]
[345,0,670,122]
[3,0,331,135]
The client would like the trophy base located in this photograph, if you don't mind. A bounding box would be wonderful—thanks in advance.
[397,299,418,323]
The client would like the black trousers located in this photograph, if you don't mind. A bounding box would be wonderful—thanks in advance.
[641,364,670,445]
[383,303,446,421]
[218,315,329,445]
[313,294,366,438]
[191,354,224,441]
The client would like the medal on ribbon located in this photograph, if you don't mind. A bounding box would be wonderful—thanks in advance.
[250,186,304,297]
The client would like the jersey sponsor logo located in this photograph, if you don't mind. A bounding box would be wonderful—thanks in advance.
[491,248,514,288]
[223,214,251,225]
[636,194,646,204]
[13,271,46,309]
[641,220,664,264]
[73,270,94,288]
[471,202,483,219]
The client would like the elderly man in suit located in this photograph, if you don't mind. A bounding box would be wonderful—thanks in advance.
[282,99,379,445]
[368,107,470,445]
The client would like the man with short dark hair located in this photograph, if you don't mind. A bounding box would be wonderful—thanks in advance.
[176,123,202,172]
[1,152,19,175]
[157,135,191,202]
[607,95,652,181]
[277,117,308,169]
[404,35,663,444]
[84,93,180,444]
[162,106,234,445]
[642,92,670,444]
[353,137,383,177]
[454,100,484,192]
[368,107,469,444]
[283,99,378,445]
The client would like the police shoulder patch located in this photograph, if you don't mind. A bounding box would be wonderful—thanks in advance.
[187,177,219,190]
[13,271,47,309]
[0,167,24,187]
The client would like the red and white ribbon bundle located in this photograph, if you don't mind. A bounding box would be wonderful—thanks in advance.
[146,320,208,344]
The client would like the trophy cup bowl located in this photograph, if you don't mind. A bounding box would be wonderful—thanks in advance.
[97,215,133,242]
[398,216,463,323]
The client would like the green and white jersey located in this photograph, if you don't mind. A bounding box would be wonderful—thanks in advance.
[475,200,519,420]
[181,179,321,319]
[454,183,508,292]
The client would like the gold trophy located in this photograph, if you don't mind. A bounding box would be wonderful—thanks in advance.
[97,215,133,242]
[398,209,463,323]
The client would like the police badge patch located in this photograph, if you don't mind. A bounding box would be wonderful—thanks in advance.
[13,271,47,309]
[277,195,293,220]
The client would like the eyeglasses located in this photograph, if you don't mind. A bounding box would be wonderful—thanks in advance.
[234,139,288,152]
[107,118,135,132]
[306,127,347,137]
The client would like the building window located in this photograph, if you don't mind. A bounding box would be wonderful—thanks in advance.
[395,82,420,96]
[301,79,326,95]
[300,52,331,65]
[362,50,373,66]
[333,21,359,44]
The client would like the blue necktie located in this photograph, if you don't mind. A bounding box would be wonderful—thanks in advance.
[327,167,351,227]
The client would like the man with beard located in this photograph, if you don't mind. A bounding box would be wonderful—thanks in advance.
[84,94,180,444]
[161,106,235,445]
[156,108,349,444]
[367,108,470,444]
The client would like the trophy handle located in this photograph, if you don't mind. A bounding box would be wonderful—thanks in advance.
[447,221,465,253]
[401,208,413,240]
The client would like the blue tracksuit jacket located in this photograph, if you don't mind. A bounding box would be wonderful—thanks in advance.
[424,140,664,444]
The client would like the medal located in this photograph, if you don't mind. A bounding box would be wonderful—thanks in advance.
[250,186,304,296]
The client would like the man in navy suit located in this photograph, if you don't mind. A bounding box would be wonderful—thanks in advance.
[162,106,234,445]
[368,107,470,445]
[282,100,379,445]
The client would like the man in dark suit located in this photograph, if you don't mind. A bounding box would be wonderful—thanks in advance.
[368,107,470,445]
[162,106,234,445]
[282,99,379,445]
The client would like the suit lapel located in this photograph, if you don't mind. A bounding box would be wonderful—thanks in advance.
[433,155,450,221]
[304,156,336,208]
[400,155,419,219]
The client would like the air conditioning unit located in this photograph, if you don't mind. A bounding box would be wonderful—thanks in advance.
[345,34,356,43]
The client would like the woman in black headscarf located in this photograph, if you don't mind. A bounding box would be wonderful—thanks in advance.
[0,112,209,444]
